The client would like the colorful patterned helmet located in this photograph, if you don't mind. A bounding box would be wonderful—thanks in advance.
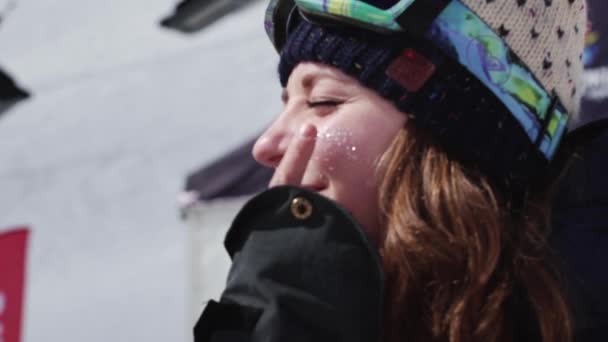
[265,0,587,190]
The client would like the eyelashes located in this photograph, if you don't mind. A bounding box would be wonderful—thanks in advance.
[306,99,344,116]
[306,99,343,108]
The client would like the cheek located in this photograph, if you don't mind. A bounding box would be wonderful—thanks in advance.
[315,128,359,164]
[312,127,379,187]
[311,126,384,237]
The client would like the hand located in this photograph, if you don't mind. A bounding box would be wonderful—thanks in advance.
[268,124,317,188]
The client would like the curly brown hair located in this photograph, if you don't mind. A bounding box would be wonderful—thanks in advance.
[378,125,572,342]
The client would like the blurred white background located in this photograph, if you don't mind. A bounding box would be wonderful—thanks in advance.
[0,0,279,341]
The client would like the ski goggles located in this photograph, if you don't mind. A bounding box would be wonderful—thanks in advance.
[265,0,570,161]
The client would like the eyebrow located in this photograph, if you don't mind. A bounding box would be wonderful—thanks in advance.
[281,71,341,104]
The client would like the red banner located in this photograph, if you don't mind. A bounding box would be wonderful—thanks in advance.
[0,227,29,342]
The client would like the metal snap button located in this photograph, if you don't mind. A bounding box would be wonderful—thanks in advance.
[291,196,313,220]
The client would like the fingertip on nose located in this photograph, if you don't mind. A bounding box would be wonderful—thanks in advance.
[299,124,317,138]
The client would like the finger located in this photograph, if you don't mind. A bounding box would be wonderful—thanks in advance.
[269,124,317,187]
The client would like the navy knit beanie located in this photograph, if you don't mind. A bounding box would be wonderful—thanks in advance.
[278,19,541,188]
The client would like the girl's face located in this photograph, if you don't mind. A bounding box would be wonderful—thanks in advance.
[253,62,407,240]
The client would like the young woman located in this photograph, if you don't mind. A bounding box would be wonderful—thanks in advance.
[194,1,587,341]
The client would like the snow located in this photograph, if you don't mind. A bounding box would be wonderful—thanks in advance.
[0,1,280,341]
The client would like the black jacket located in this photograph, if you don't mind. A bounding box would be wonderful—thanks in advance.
[193,185,560,341]
[552,120,608,342]
[194,186,384,342]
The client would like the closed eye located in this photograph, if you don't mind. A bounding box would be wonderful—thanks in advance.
[307,100,342,116]
[307,100,342,108]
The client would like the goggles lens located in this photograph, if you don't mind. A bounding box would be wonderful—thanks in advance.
[296,0,414,31]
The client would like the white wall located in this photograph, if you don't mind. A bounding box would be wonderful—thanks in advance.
[0,1,279,341]
[182,197,248,326]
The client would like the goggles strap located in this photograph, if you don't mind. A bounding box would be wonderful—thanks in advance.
[535,94,559,148]
[395,0,450,38]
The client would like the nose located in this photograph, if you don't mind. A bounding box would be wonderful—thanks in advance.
[252,118,291,168]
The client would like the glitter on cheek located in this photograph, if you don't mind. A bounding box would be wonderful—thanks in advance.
[315,128,360,163]
[346,145,359,161]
